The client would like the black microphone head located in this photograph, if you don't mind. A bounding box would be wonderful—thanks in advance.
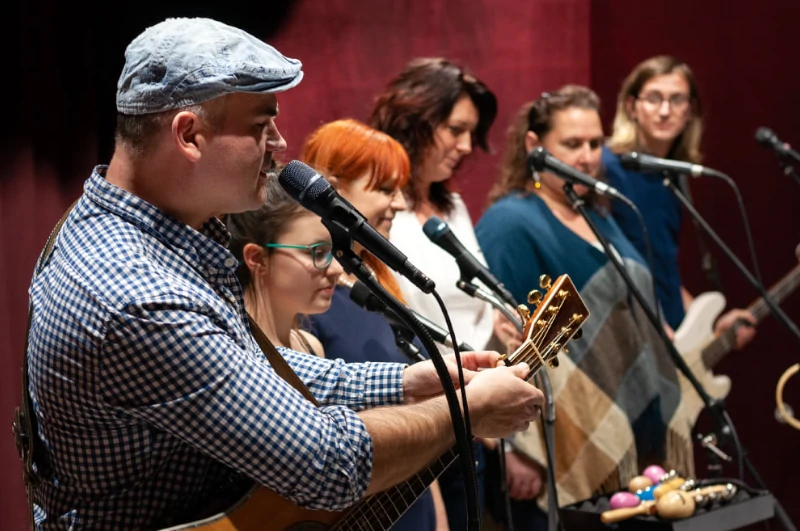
[277,160,330,205]
[619,152,641,170]
[349,280,381,312]
[527,146,548,172]
[755,127,778,148]
[422,216,449,241]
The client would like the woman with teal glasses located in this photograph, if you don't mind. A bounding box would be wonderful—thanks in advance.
[226,174,344,357]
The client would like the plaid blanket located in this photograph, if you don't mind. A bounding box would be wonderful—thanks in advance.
[512,261,695,507]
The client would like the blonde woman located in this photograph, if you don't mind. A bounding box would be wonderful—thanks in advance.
[604,55,755,343]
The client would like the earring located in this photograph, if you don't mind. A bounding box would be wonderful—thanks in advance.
[532,170,541,189]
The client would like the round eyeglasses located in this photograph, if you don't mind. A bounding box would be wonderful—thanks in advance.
[264,242,334,270]
[637,92,690,110]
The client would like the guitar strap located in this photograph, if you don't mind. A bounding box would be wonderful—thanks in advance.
[14,200,319,529]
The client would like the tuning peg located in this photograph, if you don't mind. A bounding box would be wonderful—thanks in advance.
[549,356,560,368]
[539,274,552,290]
[527,290,542,305]
[516,305,530,322]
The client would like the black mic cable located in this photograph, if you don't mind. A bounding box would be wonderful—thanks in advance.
[278,160,480,529]
[621,152,764,287]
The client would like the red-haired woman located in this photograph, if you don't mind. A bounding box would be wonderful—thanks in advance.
[300,118,449,531]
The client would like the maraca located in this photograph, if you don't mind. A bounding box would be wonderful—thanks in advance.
[628,475,653,492]
[609,491,641,510]
[656,490,696,519]
[601,500,656,523]
[653,475,687,499]
[642,465,666,484]
[635,485,657,501]
[602,490,696,523]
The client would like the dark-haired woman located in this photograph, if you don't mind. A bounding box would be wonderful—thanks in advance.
[369,57,518,530]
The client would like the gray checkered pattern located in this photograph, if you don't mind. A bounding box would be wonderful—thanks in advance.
[26,167,405,530]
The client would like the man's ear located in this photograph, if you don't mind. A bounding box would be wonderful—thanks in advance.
[524,131,540,153]
[172,111,206,162]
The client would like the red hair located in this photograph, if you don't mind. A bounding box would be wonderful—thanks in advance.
[301,119,410,302]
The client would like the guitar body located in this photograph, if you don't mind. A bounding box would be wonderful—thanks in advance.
[674,248,800,427]
[673,291,732,426]
[160,486,343,531]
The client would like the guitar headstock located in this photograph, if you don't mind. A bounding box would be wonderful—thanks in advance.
[505,274,589,381]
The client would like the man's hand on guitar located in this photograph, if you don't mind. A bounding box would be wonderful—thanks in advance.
[403,350,503,404]
[714,308,757,350]
[465,363,544,438]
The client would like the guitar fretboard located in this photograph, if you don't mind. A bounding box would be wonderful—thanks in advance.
[702,263,800,368]
[333,447,459,531]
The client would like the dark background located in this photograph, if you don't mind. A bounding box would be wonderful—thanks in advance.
[2,0,798,528]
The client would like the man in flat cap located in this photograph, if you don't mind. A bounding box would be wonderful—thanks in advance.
[19,17,541,529]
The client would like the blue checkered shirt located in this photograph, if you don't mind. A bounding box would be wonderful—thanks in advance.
[26,167,405,530]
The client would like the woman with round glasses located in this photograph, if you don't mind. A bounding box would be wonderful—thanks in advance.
[299,119,448,531]
[603,55,755,345]
[225,174,343,357]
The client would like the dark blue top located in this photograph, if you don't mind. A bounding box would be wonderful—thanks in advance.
[306,287,437,531]
[475,191,648,310]
[602,146,686,329]
[476,192,682,480]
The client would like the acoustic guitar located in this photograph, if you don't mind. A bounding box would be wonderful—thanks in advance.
[161,273,589,531]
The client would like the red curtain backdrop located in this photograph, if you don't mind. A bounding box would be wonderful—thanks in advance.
[1,1,797,529]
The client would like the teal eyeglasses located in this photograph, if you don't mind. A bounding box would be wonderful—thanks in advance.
[263,242,334,270]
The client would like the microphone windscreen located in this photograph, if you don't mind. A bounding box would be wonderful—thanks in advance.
[755,127,777,147]
[349,280,376,310]
[422,216,448,240]
[619,152,641,170]
[526,147,547,172]
[278,160,327,202]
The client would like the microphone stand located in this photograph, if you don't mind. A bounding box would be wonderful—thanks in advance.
[777,156,800,187]
[324,219,482,531]
[391,325,427,363]
[663,178,800,347]
[562,183,796,531]
[458,280,562,531]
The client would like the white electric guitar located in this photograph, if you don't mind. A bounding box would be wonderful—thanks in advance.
[674,244,800,425]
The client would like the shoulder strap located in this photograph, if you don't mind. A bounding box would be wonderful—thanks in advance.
[13,200,319,531]
[247,316,320,407]
[13,199,78,530]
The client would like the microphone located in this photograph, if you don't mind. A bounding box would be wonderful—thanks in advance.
[278,160,435,294]
[422,216,518,307]
[619,151,726,179]
[755,127,800,164]
[527,147,629,202]
[350,280,474,352]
